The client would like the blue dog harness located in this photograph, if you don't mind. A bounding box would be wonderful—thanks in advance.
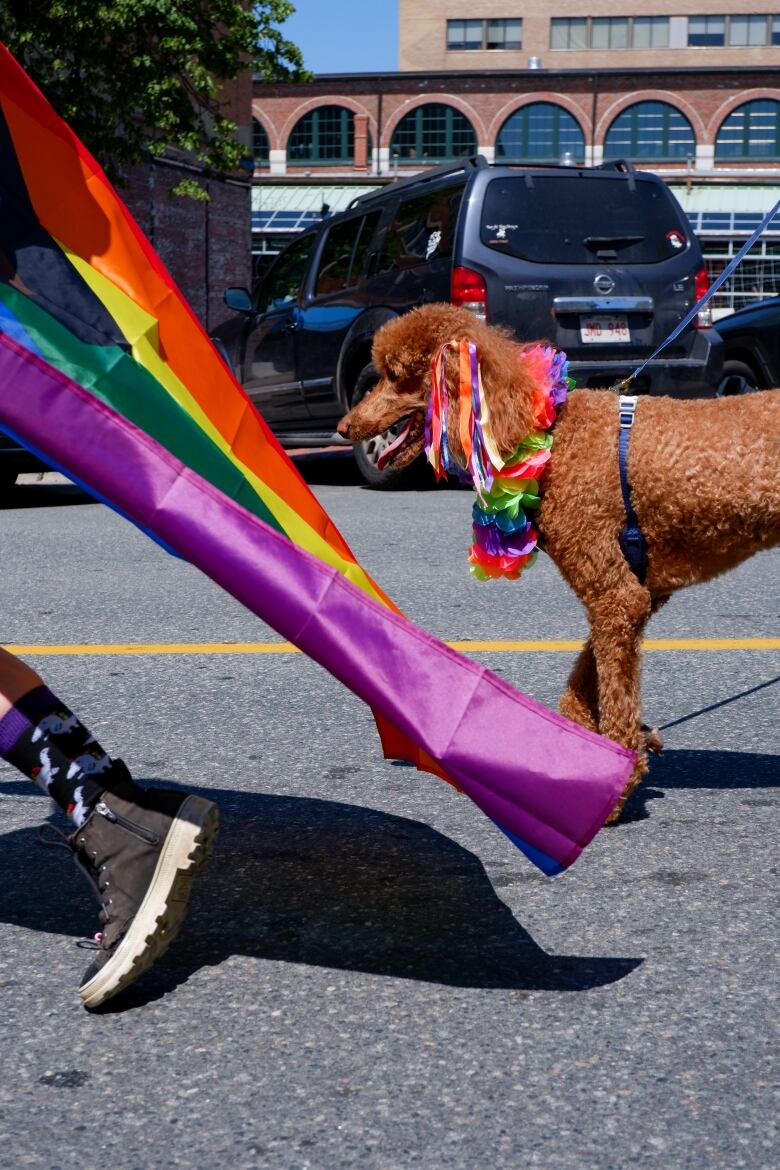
[617,396,648,584]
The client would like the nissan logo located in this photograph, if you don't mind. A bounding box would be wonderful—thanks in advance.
[594,272,615,294]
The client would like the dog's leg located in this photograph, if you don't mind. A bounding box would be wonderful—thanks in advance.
[639,594,671,756]
[587,582,653,822]
[560,638,599,732]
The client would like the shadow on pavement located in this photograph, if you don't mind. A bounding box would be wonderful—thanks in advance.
[0,785,642,1006]
[617,747,779,822]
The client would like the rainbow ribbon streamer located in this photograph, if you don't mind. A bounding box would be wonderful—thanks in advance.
[0,45,635,875]
[426,339,573,581]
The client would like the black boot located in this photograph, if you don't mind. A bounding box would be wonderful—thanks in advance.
[70,770,218,1008]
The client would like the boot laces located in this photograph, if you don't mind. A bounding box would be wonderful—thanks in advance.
[37,822,113,944]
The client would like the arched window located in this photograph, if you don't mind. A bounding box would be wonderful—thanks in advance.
[715,99,780,160]
[604,101,696,161]
[252,118,270,168]
[496,103,585,163]
[390,103,477,165]
[287,106,355,164]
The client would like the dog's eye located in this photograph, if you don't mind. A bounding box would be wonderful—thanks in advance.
[386,370,398,383]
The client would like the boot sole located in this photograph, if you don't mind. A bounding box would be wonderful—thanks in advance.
[79,795,219,1008]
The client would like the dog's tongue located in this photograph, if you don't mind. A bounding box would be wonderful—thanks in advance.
[377,417,413,471]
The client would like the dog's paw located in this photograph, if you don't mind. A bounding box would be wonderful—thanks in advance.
[641,723,664,755]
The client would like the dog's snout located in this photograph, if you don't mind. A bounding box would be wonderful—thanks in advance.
[336,416,351,438]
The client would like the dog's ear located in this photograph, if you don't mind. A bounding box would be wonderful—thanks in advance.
[464,328,539,458]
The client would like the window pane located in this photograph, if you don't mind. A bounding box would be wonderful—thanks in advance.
[257,235,315,313]
[480,174,688,265]
[378,184,465,272]
[447,20,465,49]
[487,18,522,49]
[315,218,363,295]
[773,16,780,45]
[569,17,588,50]
[633,16,669,48]
[591,18,610,50]
[350,212,381,283]
[612,19,629,49]
[496,102,585,162]
[446,19,482,49]
[733,15,769,46]
[716,99,780,159]
[551,17,587,50]
[288,106,353,163]
[550,18,568,49]
[605,100,695,160]
[390,103,477,163]
[688,15,725,46]
[594,17,631,48]
[252,118,269,165]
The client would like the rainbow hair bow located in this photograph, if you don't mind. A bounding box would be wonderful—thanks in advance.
[424,338,573,581]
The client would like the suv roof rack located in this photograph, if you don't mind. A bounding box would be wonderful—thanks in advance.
[348,155,488,208]
[596,158,637,190]
[596,158,637,175]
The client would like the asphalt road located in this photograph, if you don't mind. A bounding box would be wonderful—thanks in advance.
[0,462,777,1170]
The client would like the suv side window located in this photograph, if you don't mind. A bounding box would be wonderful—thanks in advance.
[377,183,465,274]
[256,233,316,313]
[314,211,381,296]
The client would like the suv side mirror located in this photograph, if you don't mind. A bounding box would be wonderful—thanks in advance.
[224,286,253,314]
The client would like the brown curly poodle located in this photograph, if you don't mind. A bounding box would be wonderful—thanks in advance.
[337,303,780,818]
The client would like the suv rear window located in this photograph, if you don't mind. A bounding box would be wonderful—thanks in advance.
[480,175,689,264]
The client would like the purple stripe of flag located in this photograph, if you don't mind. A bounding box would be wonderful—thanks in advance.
[0,334,635,871]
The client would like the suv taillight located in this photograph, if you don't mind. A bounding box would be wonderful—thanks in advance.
[451,266,487,321]
[694,267,712,329]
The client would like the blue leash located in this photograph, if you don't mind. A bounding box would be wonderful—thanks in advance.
[611,197,780,582]
[616,395,647,583]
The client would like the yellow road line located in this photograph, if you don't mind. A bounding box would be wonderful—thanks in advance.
[2,638,779,656]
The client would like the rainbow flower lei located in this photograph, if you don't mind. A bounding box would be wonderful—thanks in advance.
[424,339,573,581]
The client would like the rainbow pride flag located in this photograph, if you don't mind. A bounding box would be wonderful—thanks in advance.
[0,45,635,874]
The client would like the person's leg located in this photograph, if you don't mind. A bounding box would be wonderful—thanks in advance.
[0,646,116,825]
[0,645,43,714]
[0,646,218,1007]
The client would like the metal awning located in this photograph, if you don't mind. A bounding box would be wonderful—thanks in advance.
[251,183,381,232]
[669,183,780,233]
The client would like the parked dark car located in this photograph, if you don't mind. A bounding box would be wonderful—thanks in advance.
[714,298,780,391]
[214,155,723,487]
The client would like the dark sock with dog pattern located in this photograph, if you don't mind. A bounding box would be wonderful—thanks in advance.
[0,685,113,826]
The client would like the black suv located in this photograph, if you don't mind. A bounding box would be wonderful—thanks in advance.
[214,156,723,486]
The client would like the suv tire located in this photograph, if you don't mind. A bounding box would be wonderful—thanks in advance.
[350,363,429,490]
[718,359,762,394]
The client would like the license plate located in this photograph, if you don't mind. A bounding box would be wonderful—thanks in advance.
[580,314,630,344]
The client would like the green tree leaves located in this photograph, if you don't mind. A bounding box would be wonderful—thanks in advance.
[0,1,307,182]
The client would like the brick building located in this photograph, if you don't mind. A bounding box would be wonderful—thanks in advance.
[125,75,253,332]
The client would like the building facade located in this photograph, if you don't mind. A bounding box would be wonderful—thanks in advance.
[400,1,780,72]
[252,64,780,175]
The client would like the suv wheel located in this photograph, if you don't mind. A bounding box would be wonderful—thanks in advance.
[718,359,761,395]
[350,364,429,490]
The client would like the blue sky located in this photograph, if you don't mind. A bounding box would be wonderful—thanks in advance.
[281,0,399,74]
